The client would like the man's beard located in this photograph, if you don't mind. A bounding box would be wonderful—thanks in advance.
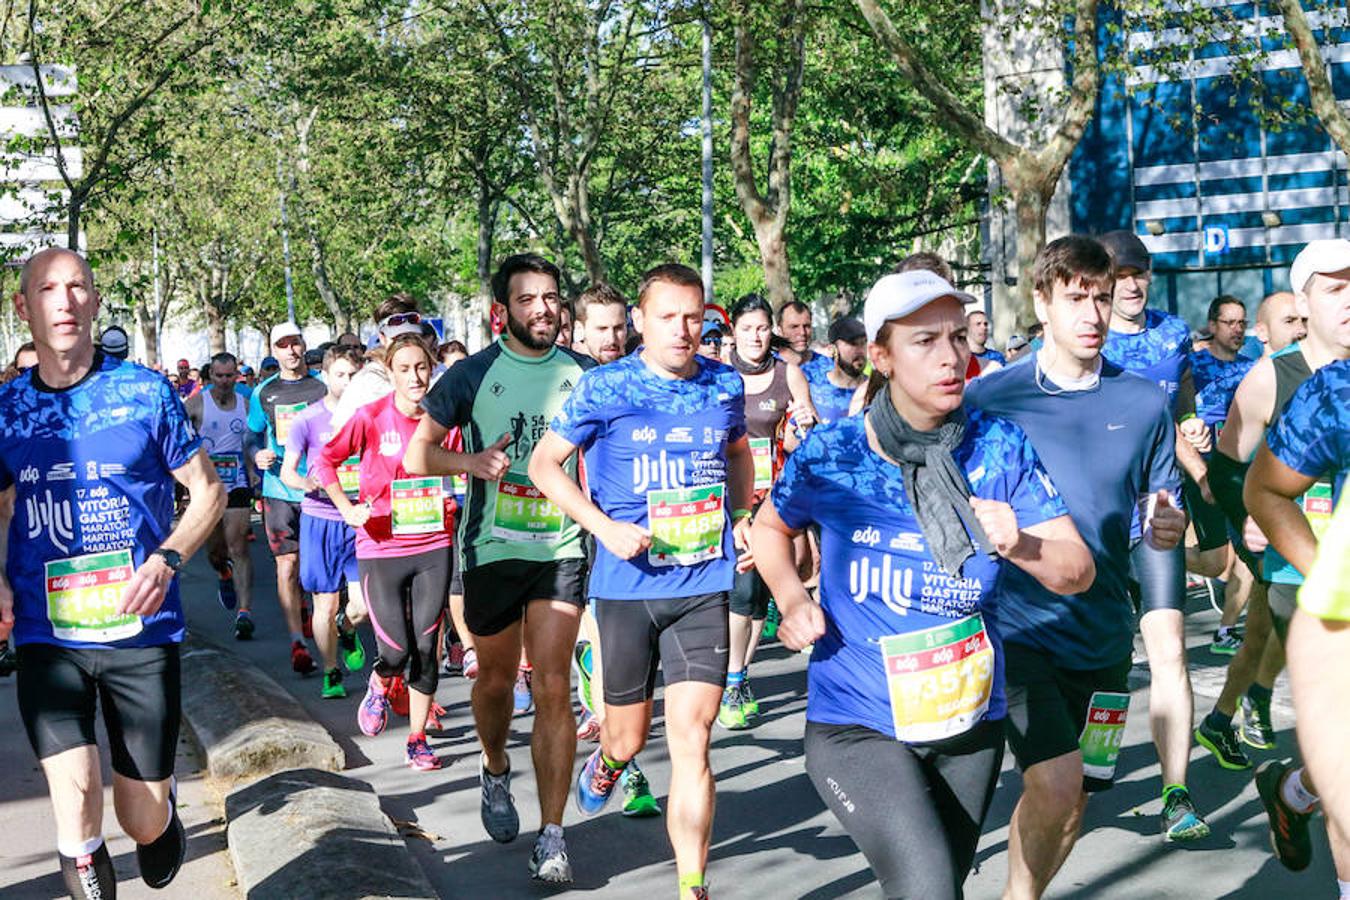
[839,357,865,379]
[507,311,558,350]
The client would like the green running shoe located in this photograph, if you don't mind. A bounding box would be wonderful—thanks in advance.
[762,600,780,640]
[573,640,594,715]
[621,760,661,818]
[741,678,760,719]
[339,626,366,672]
[321,668,347,699]
[1161,786,1211,842]
[718,685,748,730]
[1195,719,1252,770]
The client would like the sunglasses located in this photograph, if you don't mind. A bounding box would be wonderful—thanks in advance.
[381,312,422,328]
[701,336,722,347]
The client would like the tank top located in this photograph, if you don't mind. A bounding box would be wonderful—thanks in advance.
[745,359,792,440]
[1265,343,1323,585]
[201,388,249,490]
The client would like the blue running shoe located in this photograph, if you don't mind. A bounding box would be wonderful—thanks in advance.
[514,667,533,715]
[217,563,237,610]
[575,748,624,816]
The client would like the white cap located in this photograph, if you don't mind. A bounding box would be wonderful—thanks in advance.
[863,270,978,341]
[270,321,303,345]
[1290,239,1350,294]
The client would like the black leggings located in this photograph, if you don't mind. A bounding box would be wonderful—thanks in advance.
[358,549,450,695]
[804,719,1004,900]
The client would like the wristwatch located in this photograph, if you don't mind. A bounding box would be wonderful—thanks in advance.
[153,548,183,572]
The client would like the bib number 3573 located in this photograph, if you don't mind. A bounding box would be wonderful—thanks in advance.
[881,613,993,743]
[45,549,142,643]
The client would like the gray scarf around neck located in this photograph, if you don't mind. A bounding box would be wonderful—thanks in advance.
[868,388,994,577]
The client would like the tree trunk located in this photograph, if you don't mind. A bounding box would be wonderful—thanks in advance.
[1011,185,1048,327]
[570,180,604,285]
[475,181,497,338]
[752,217,793,308]
[305,222,348,335]
[133,299,159,368]
[201,272,228,353]
[66,194,81,251]
[1276,0,1350,157]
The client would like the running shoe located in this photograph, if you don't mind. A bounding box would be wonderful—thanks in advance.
[1210,628,1242,656]
[388,674,410,717]
[321,668,346,699]
[528,824,572,883]
[233,611,255,641]
[216,562,236,610]
[443,640,465,676]
[1161,786,1210,842]
[406,734,442,771]
[1239,695,1277,750]
[463,648,479,679]
[1195,719,1252,770]
[137,779,186,888]
[718,685,748,730]
[576,712,601,742]
[514,667,534,715]
[290,640,318,676]
[358,672,391,736]
[741,679,760,718]
[575,748,624,816]
[762,600,779,640]
[621,760,661,817]
[480,755,520,843]
[427,701,448,732]
[690,888,710,900]
[338,626,366,672]
[301,603,314,639]
[1256,760,1313,871]
[573,640,595,714]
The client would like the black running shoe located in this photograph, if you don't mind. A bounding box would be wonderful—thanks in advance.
[1195,719,1252,770]
[1255,760,1313,871]
[137,785,187,888]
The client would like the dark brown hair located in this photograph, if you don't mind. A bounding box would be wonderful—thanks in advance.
[636,263,703,307]
[1033,236,1115,298]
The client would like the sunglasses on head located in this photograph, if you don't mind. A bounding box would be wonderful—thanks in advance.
[381,312,422,328]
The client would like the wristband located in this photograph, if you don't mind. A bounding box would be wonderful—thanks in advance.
[731,508,753,522]
[1178,413,1197,423]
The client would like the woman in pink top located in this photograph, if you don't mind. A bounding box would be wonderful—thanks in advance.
[316,334,454,771]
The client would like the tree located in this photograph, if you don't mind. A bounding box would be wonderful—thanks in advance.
[853,0,1100,321]
[1273,0,1350,156]
[728,0,808,308]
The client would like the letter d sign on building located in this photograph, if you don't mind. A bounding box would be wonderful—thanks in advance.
[1203,225,1229,256]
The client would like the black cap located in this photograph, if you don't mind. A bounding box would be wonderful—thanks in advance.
[1099,230,1151,273]
[827,317,866,343]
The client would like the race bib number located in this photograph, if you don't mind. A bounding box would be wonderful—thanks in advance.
[390,477,445,535]
[647,483,725,567]
[45,549,143,643]
[1078,691,1130,781]
[491,472,564,543]
[273,402,307,446]
[1303,481,1334,540]
[451,473,468,497]
[749,437,774,491]
[881,613,993,743]
[336,455,361,497]
[210,453,240,487]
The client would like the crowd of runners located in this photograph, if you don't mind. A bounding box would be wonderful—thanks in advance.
[1,236,1349,899]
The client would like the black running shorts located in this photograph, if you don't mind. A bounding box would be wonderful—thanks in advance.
[17,643,181,782]
[593,592,730,705]
[461,558,587,637]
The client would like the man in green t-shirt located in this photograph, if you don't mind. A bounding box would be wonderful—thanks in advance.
[406,253,592,886]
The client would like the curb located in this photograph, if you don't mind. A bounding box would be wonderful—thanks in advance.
[180,634,344,782]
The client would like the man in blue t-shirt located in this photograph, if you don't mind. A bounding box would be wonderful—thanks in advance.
[966,308,1006,373]
[966,236,1192,893]
[777,299,832,382]
[0,248,225,898]
[530,263,754,900]
[808,316,867,425]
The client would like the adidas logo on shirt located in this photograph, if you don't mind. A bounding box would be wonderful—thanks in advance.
[560,379,574,392]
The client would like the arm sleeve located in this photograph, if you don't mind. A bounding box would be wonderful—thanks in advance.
[155,378,203,472]
[769,430,818,530]
[315,407,366,488]
[549,369,606,451]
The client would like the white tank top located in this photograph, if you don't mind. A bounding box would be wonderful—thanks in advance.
[201,388,249,489]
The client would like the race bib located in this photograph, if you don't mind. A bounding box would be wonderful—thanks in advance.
[390,477,445,535]
[210,453,240,487]
[336,455,361,497]
[491,472,564,543]
[45,549,143,643]
[451,473,468,497]
[1079,691,1130,781]
[881,613,993,743]
[647,483,725,567]
[273,402,307,446]
[1303,481,1334,540]
[749,437,774,490]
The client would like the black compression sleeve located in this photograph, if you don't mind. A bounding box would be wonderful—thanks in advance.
[1209,451,1249,533]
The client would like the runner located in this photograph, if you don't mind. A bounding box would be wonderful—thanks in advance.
[530,262,755,900]
[246,322,327,670]
[0,247,224,899]
[315,333,452,770]
[281,345,369,699]
[777,299,832,382]
[721,292,816,730]
[1202,290,1307,758]
[808,316,866,426]
[406,253,594,883]
[174,358,199,398]
[557,299,576,348]
[750,268,1091,898]
[185,352,254,617]
[1189,294,1256,654]
[578,282,628,365]
[1095,228,1209,843]
[966,308,1005,373]
[965,236,1191,896]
